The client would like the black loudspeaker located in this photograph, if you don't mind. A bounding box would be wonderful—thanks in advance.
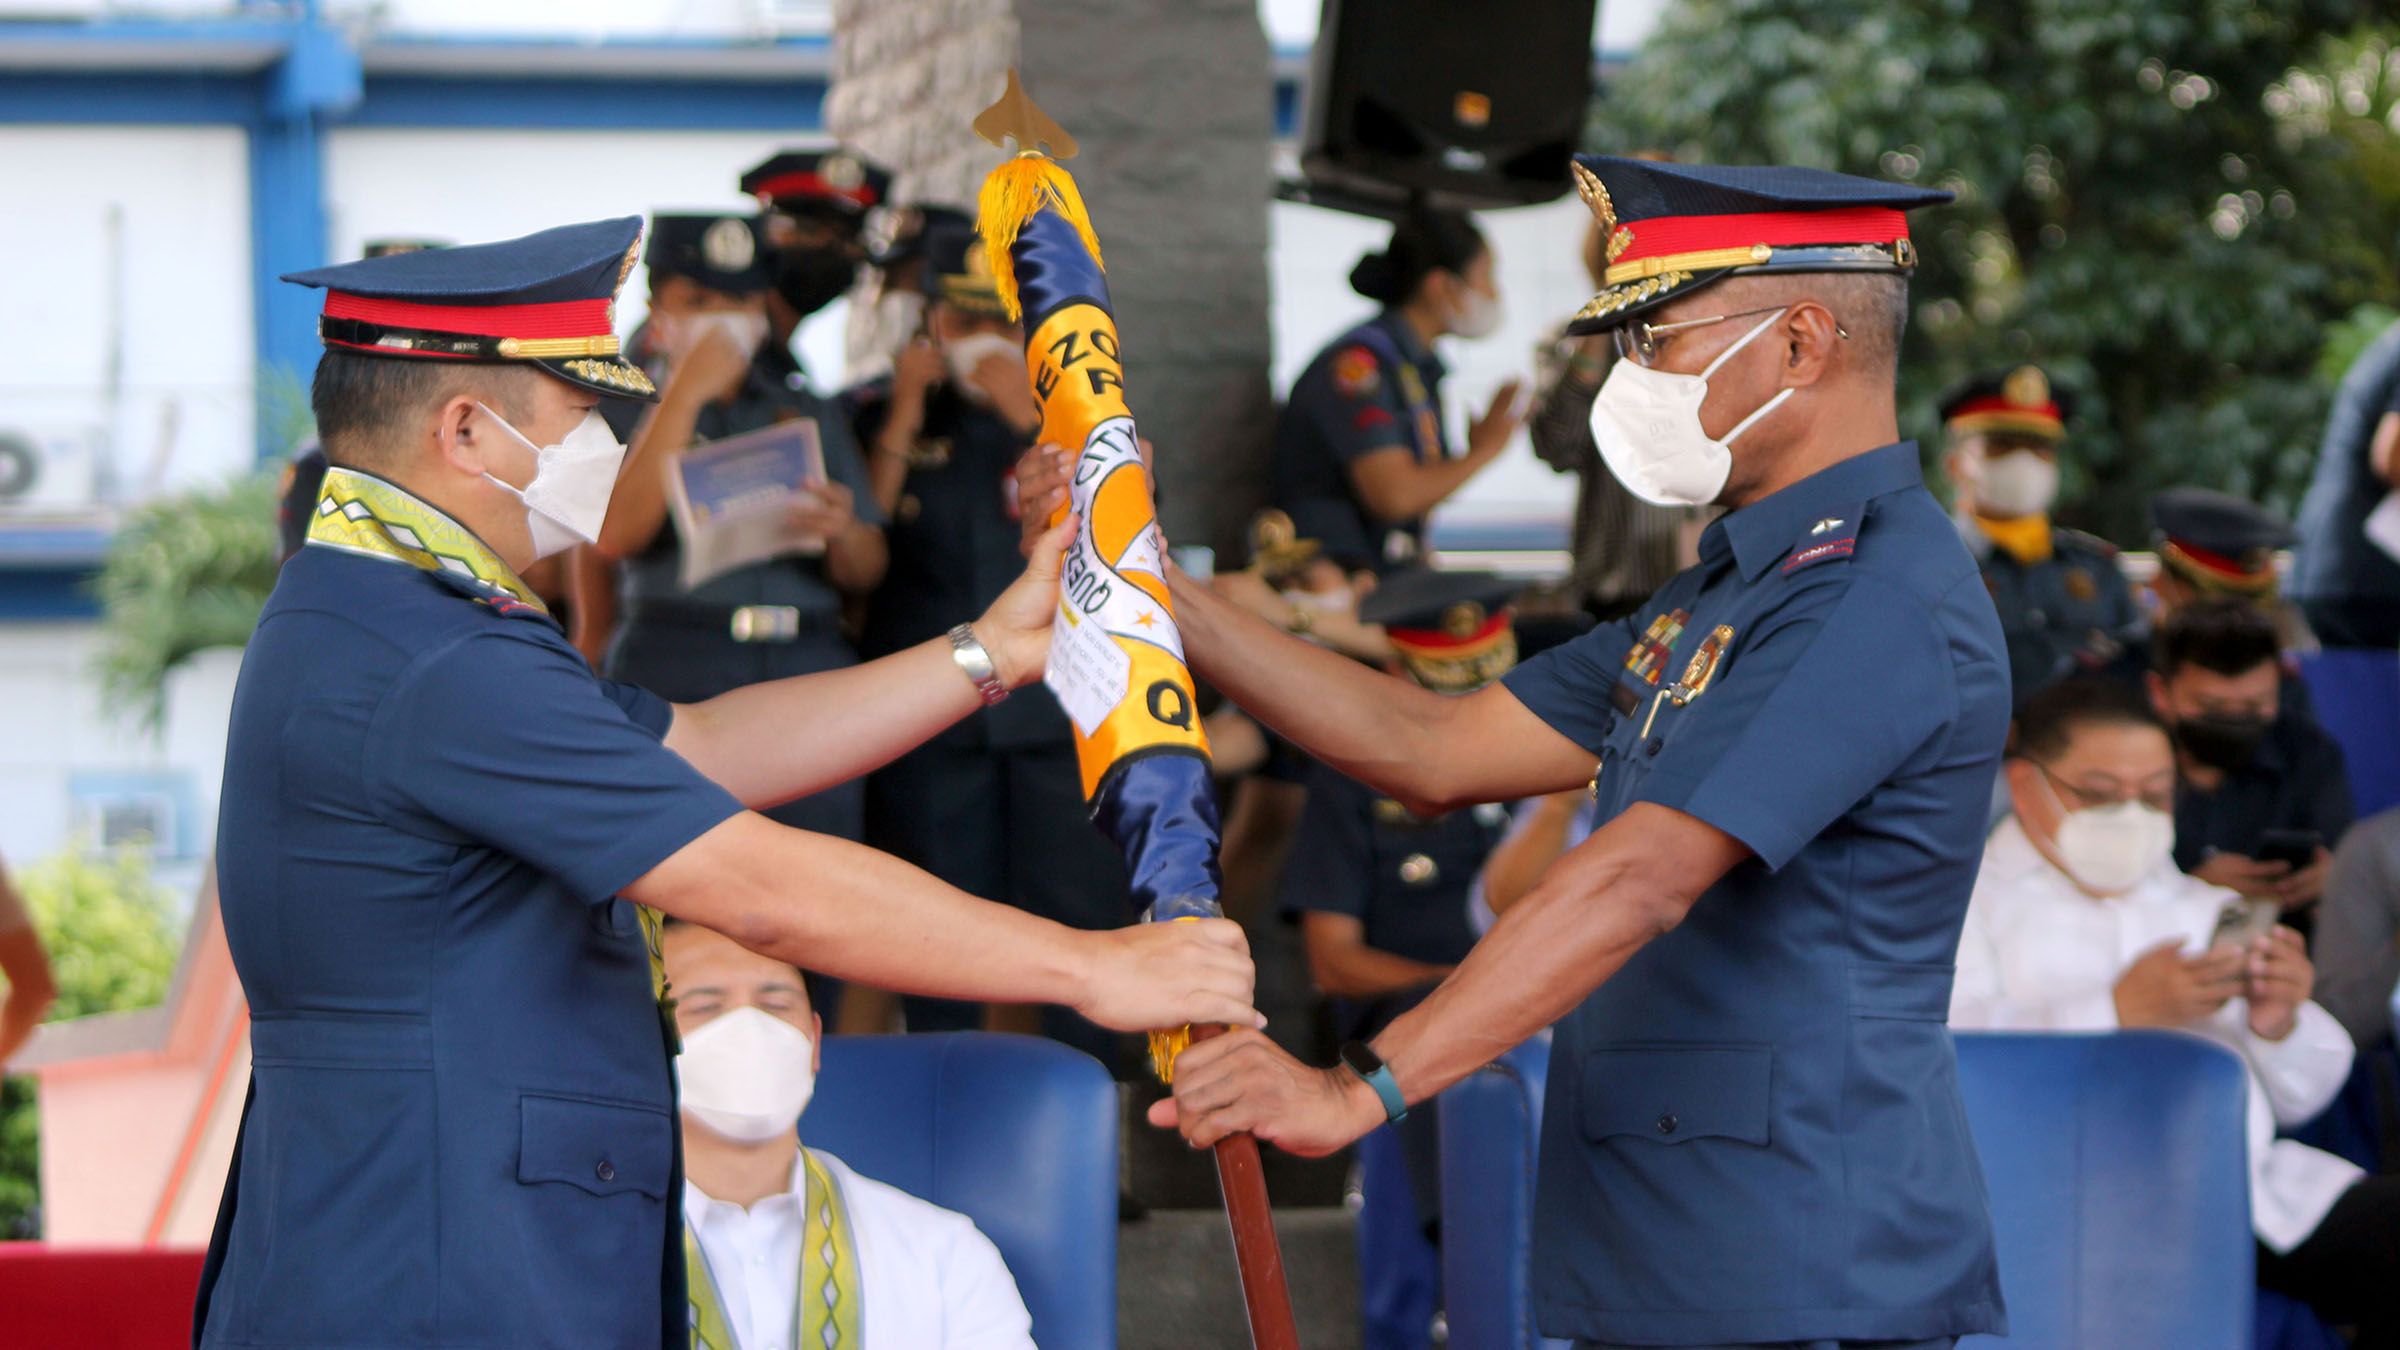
[1297,0,1601,214]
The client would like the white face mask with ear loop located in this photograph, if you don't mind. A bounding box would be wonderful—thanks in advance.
[1449,276,1503,340]
[1587,308,1793,507]
[2036,769,2175,895]
[1974,448,2060,519]
[675,1005,818,1143]
[476,401,628,562]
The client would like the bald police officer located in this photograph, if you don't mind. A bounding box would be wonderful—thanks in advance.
[1129,158,2010,1348]
[195,219,1255,1350]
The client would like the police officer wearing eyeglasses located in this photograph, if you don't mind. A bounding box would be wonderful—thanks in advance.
[1140,158,2010,1349]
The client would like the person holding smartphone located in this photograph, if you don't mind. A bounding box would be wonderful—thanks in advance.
[2149,599,2354,923]
[1950,678,2399,1343]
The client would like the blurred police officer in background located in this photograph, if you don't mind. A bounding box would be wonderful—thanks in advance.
[1941,364,2140,710]
[1272,208,1523,574]
[585,211,885,844]
[1279,566,1520,1350]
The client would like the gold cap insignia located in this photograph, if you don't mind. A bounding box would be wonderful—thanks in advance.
[1251,509,1296,551]
[701,217,756,273]
[2003,365,2050,408]
[1442,602,1485,639]
[822,154,864,191]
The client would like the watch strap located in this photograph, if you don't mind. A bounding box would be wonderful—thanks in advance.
[946,623,1009,707]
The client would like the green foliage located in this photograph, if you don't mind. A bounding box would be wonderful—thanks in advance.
[1601,2,2400,542]
[0,846,183,1238]
[93,473,281,734]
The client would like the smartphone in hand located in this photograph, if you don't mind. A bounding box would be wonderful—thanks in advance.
[2208,897,2280,953]
[2254,828,2322,871]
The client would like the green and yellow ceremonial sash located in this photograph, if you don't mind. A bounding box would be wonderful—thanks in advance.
[305,467,685,1041]
[304,465,548,613]
[686,1148,863,1350]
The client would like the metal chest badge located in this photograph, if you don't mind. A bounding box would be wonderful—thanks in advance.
[1671,625,1736,705]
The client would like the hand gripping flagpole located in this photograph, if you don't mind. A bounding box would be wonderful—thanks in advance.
[973,71,1301,1350]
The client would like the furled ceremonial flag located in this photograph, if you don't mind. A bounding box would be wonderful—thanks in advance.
[972,78,1221,980]
[974,73,1298,1350]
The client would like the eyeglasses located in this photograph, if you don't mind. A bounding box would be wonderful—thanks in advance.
[2035,761,2174,815]
[1611,305,1848,368]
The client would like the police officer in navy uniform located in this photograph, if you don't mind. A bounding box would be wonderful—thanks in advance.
[1938,365,2139,709]
[196,217,1258,1349]
[1280,567,1519,1350]
[849,216,1131,1054]
[1272,208,1523,572]
[741,148,892,362]
[1138,157,2010,1349]
[588,211,885,842]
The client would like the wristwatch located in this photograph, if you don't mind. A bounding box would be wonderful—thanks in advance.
[1339,1040,1408,1123]
[946,623,1010,707]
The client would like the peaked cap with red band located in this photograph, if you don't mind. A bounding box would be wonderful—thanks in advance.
[740,149,892,221]
[1938,365,2074,443]
[1565,155,1953,335]
[1359,567,1521,694]
[281,215,655,401]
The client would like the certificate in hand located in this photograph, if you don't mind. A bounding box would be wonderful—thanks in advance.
[666,418,827,590]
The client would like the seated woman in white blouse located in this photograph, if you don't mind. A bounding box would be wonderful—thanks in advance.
[1951,677,2400,1347]
[664,918,1035,1350]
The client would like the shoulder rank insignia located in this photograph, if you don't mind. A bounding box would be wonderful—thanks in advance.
[1333,346,1380,397]
[1782,535,1856,574]
[1810,517,1846,535]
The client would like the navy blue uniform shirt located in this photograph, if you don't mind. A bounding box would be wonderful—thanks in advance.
[1270,311,1450,570]
[198,478,742,1349]
[1280,761,1507,1041]
[1500,442,2010,1346]
[1962,522,2140,710]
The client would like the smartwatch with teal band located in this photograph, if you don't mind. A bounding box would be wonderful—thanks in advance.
[1340,1040,1408,1123]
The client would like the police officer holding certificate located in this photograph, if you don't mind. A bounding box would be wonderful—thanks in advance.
[194,218,1256,1350]
[1118,158,2011,1348]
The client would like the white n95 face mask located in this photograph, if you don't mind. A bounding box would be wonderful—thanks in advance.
[1974,450,2059,519]
[1588,308,1791,507]
[477,402,627,562]
[2038,773,2174,895]
[1450,284,1503,340]
[675,1005,817,1143]
[680,309,770,360]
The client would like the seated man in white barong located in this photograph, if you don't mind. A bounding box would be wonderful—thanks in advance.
[664,918,1035,1350]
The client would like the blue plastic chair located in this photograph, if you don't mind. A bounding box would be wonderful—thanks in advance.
[1956,1032,2254,1349]
[1443,1032,2256,1349]
[1437,1036,1568,1350]
[806,1032,1118,1350]
[2296,647,2400,818]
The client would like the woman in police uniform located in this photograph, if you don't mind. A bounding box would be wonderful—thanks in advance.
[590,212,886,842]
[1271,208,1524,572]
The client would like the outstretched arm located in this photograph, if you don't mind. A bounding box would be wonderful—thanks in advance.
[627,811,1259,1034]
[665,516,1072,807]
[1152,802,1746,1154]
[1166,568,1594,813]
